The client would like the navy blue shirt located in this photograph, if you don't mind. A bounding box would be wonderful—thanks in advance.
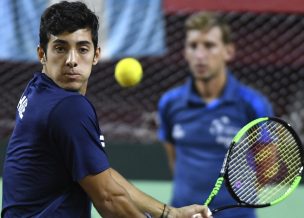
[158,72,273,218]
[2,73,110,217]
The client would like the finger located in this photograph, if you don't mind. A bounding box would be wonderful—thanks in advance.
[191,213,203,218]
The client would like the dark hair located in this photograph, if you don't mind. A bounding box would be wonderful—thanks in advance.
[39,1,99,53]
[185,12,232,44]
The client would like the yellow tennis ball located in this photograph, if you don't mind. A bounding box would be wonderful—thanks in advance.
[114,58,143,87]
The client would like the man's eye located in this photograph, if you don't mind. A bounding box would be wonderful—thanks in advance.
[205,42,215,49]
[55,46,65,53]
[79,47,89,54]
[189,42,197,50]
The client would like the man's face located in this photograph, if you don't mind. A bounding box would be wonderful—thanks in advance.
[38,28,100,94]
[184,26,233,81]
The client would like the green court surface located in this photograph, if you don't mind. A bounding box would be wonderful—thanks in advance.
[0,179,303,217]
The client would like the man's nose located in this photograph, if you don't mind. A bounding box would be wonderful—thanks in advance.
[195,47,207,59]
[66,50,78,68]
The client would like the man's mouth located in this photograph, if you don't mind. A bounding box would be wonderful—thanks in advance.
[64,71,81,79]
[195,64,207,72]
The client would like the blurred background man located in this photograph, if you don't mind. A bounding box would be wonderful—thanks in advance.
[157,12,273,218]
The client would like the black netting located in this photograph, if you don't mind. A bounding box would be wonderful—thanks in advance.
[1,12,303,144]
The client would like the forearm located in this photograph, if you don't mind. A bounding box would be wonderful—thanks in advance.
[168,156,175,174]
[93,180,145,218]
[79,169,145,218]
[110,168,166,217]
[80,168,211,218]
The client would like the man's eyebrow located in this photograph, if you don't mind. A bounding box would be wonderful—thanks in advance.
[76,41,92,46]
[51,39,92,46]
[52,39,67,44]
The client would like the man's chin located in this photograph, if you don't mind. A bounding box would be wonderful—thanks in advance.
[194,73,214,82]
[61,82,83,93]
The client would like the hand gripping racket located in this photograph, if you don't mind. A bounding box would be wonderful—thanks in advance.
[204,117,304,215]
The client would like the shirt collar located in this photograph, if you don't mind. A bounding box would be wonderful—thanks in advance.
[34,72,54,84]
[183,71,239,107]
[33,72,63,90]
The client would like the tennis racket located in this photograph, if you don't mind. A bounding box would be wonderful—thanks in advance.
[203,117,304,215]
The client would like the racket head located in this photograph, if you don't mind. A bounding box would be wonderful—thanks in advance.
[224,117,304,208]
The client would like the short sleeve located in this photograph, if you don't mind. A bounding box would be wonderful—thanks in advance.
[48,95,110,181]
[241,85,274,120]
[251,95,274,118]
[157,94,174,143]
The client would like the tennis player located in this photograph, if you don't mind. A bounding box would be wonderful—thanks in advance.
[1,2,212,218]
[157,12,273,218]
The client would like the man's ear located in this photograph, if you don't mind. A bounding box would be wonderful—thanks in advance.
[93,47,101,65]
[225,43,235,62]
[37,46,46,64]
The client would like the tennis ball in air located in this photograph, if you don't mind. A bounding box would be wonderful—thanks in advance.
[114,58,143,87]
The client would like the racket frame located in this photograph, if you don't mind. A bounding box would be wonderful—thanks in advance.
[204,117,304,214]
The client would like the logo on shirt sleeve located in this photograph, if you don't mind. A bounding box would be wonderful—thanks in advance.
[100,135,105,147]
[172,124,185,139]
[17,95,28,119]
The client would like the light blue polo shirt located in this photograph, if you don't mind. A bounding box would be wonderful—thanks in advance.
[158,72,273,218]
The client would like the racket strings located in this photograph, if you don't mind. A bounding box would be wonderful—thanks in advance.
[230,121,275,160]
[230,158,294,203]
[229,122,286,176]
[227,121,302,205]
[232,156,298,200]
[259,163,301,204]
[237,133,300,203]
[230,122,298,172]
[238,148,300,204]
[232,156,298,204]
[235,130,296,202]
[230,132,298,182]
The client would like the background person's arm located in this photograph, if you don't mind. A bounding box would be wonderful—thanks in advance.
[163,142,176,174]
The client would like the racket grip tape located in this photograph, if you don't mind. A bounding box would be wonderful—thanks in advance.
[204,177,224,206]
